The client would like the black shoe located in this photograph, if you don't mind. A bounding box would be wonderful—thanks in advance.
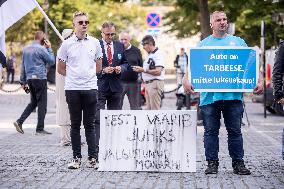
[205,160,219,174]
[35,130,52,135]
[232,161,251,175]
[13,121,24,134]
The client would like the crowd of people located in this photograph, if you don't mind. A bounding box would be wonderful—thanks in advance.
[1,10,283,174]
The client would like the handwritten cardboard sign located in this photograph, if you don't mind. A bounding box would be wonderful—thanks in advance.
[98,110,197,172]
[189,47,259,92]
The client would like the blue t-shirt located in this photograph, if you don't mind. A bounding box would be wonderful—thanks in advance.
[197,34,247,106]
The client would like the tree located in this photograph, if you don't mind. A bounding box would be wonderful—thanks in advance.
[6,0,146,51]
[164,0,283,48]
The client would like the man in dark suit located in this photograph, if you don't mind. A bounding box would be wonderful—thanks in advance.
[94,22,127,148]
[97,22,127,110]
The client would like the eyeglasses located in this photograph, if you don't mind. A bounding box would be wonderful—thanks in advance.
[141,42,149,46]
[103,32,116,37]
[78,21,89,25]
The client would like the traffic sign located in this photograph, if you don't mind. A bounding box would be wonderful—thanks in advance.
[146,12,161,28]
[146,28,161,36]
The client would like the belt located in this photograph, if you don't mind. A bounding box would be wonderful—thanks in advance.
[145,79,160,84]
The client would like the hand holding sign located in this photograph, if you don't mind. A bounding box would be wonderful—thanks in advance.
[182,73,196,94]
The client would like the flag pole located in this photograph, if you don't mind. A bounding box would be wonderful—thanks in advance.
[34,0,64,41]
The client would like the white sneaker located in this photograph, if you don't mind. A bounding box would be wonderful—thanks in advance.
[87,158,99,169]
[68,157,81,169]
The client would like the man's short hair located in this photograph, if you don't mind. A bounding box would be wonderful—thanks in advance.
[101,22,116,30]
[141,35,155,46]
[210,11,226,23]
[34,31,45,41]
[73,11,88,20]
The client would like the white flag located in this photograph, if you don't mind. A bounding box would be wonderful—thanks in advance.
[0,0,37,37]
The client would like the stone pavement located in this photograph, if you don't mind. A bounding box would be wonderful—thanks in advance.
[0,84,283,189]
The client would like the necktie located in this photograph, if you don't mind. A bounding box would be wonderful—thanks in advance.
[107,44,112,65]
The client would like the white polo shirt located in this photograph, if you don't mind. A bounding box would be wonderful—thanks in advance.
[142,48,165,82]
[58,34,103,90]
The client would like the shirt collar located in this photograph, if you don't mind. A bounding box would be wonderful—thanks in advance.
[150,47,158,54]
[126,44,132,50]
[73,33,89,41]
[103,39,113,46]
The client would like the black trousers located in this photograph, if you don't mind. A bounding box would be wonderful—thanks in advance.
[94,90,122,153]
[6,69,15,83]
[17,79,47,131]
[65,89,98,159]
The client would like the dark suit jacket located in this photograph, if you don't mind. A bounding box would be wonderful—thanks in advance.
[97,40,128,92]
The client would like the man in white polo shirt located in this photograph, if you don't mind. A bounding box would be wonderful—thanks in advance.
[57,11,102,169]
[133,35,165,109]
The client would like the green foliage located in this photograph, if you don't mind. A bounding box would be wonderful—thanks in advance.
[164,0,283,48]
[5,0,146,52]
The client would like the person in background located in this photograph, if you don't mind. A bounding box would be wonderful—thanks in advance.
[272,40,284,104]
[132,35,165,110]
[174,47,188,85]
[183,11,263,175]
[56,29,73,146]
[57,11,102,169]
[119,31,143,110]
[14,31,55,135]
[6,53,16,83]
[272,40,284,161]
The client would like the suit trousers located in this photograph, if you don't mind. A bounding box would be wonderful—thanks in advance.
[121,81,141,110]
[94,90,122,153]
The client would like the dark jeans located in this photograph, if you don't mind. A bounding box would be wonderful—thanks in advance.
[65,89,98,159]
[200,100,244,162]
[6,69,14,83]
[121,81,141,110]
[94,90,122,152]
[17,79,47,131]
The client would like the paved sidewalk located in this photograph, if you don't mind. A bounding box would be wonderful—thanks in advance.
[0,85,283,189]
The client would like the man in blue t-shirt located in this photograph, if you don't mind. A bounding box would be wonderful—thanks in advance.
[183,11,263,175]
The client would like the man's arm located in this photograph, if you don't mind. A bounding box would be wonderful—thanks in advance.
[272,42,284,102]
[57,60,66,76]
[182,68,195,94]
[0,51,6,68]
[42,39,55,66]
[253,70,264,95]
[138,49,143,67]
[131,65,162,76]
[144,66,162,76]
[96,59,102,73]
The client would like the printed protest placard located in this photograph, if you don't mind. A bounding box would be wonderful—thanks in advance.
[189,47,259,92]
[98,110,197,172]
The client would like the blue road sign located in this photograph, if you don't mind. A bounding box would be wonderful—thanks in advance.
[146,12,161,28]
[189,47,259,92]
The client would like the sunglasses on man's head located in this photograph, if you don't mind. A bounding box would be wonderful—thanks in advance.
[78,20,89,25]
[141,42,149,46]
